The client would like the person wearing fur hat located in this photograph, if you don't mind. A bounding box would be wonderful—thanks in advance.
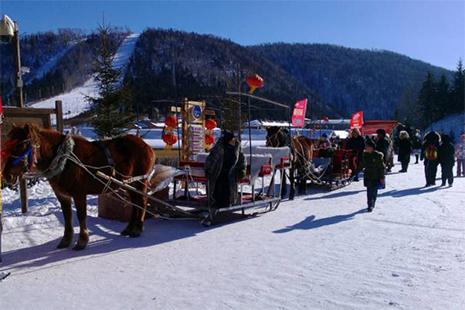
[205,130,246,209]
[398,130,412,172]
[455,133,465,177]
[361,138,385,212]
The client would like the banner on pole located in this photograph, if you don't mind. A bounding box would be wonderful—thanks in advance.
[350,111,364,129]
[291,99,308,128]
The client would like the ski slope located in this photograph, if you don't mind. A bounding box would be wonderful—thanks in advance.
[30,33,140,119]
[1,161,464,309]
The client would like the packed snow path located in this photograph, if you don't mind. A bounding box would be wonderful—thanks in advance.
[1,161,464,309]
[30,33,140,119]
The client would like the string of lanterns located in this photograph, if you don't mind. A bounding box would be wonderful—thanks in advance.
[162,114,178,149]
[204,118,217,150]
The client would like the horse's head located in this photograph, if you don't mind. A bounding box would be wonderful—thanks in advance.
[2,124,40,185]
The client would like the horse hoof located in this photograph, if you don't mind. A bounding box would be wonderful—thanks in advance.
[57,238,72,249]
[129,232,141,238]
[72,242,87,251]
[120,229,131,236]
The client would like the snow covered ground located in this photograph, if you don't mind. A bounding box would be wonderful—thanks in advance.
[1,160,464,309]
[30,33,140,119]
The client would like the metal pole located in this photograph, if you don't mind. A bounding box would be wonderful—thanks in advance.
[247,96,254,201]
[14,22,24,108]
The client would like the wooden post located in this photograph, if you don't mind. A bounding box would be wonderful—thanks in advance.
[55,100,64,133]
[20,181,28,214]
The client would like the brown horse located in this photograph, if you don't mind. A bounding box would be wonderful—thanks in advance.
[266,127,314,198]
[2,124,155,250]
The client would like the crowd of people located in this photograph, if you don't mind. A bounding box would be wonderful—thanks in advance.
[345,128,465,212]
[206,128,464,214]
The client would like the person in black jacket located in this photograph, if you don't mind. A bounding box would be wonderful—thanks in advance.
[421,131,441,187]
[361,138,385,212]
[346,128,365,181]
[397,130,412,172]
[375,128,393,172]
[438,134,455,187]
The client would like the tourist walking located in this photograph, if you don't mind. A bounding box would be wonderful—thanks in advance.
[361,139,385,212]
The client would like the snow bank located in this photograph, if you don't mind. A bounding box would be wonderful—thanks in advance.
[30,34,140,119]
[1,161,464,309]
[426,112,465,142]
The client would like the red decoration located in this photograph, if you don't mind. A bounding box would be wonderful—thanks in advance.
[246,74,264,94]
[205,134,215,145]
[205,119,217,130]
[165,115,177,129]
[162,133,177,145]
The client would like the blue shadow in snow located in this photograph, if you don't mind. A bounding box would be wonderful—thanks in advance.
[273,209,366,234]
[378,185,439,198]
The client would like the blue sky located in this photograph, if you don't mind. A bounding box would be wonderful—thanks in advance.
[1,0,464,70]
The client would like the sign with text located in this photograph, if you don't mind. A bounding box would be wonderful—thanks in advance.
[350,111,364,129]
[291,99,308,128]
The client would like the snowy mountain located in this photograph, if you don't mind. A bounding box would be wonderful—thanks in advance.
[30,33,140,119]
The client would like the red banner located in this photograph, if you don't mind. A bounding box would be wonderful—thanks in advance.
[291,99,308,128]
[350,111,364,129]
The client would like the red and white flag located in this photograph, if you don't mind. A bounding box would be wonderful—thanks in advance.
[350,111,364,129]
[291,99,308,128]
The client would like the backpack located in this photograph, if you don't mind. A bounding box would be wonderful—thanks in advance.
[425,144,438,161]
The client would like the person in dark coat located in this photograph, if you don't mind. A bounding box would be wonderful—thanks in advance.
[361,138,385,212]
[205,131,246,208]
[346,128,365,181]
[375,128,393,172]
[397,130,412,172]
[438,134,455,186]
[421,131,441,187]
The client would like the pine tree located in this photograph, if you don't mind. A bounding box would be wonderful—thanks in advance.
[435,74,450,119]
[417,72,436,127]
[451,60,465,114]
[87,25,133,138]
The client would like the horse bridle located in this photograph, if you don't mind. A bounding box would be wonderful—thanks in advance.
[2,138,39,174]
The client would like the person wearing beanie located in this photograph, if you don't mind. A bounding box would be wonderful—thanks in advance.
[361,138,386,212]
[438,134,455,187]
[421,131,441,187]
[375,128,392,172]
[205,130,246,209]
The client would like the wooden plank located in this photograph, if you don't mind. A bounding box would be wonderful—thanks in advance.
[3,107,56,115]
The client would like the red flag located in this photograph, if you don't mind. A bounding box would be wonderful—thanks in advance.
[291,99,308,128]
[350,111,364,129]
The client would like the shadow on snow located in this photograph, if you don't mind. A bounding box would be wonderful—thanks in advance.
[273,209,366,234]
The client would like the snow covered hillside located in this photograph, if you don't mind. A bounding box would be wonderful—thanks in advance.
[30,33,140,119]
[1,161,464,309]
[426,112,465,141]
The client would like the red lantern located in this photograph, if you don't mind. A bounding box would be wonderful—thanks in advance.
[205,134,215,145]
[246,74,264,94]
[205,119,217,130]
[165,115,177,129]
[162,133,177,145]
